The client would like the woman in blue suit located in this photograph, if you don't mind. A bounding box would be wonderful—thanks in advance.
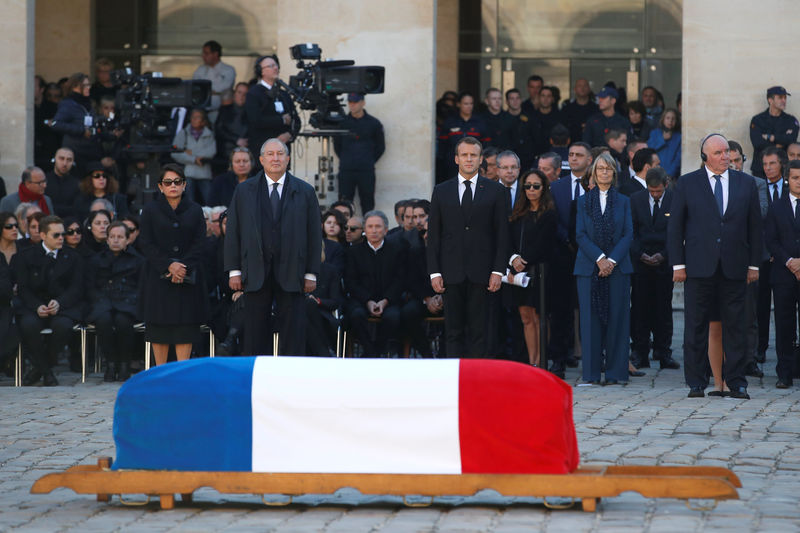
[574,152,633,385]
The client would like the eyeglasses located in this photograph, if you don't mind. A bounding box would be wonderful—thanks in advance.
[30,180,46,186]
[91,173,107,179]
[594,166,615,173]
[3,223,18,229]
[498,166,519,171]
[161,178,185,186]
[523,183,543,190]
[50,232,65,238]
[345,226,362,232]
[65,228,82,236]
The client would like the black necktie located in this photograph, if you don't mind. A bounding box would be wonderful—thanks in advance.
[795,199,800,224]
[652,198,660,222]
[773,183,780,204]
[47,251,56,259]
[270,182,281,220]
[713,174,723,215]
[462,179,473,218]
[573,179,581,201]
[507,186,513,209]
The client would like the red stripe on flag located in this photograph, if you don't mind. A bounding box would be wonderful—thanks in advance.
[458,360,579,474]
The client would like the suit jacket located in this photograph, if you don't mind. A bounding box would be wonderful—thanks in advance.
[11,243,84,321]
[667,168,762,280]
[573,188,634,276]
[427,176,509,284]
[312,261,344,323]
[244,83,296,153]
[754,175,771,261]
[630,188,672,273]
[345,238,406,306]
[224,172,321,293]
[618,175,646,197]
[764,195,800,286]
[551,174,580,245]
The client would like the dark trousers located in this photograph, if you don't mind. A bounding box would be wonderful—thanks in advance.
[95,311,136,363]
[304,298,336,356]
[773,282,800,383]
[243,271,305,356]
[19,313,74,373]
[630,267,674,359]
[338,170,375,213]
[683,267,748,390]
[347,302,402,356]
[401,300,435,357]
[547,247,575,364]
[443,280,489,358]
[577,273,630,382]
[756,260,773,356]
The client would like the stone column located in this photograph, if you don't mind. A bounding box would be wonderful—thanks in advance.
[0,0,35,188]
[275,0,436,217]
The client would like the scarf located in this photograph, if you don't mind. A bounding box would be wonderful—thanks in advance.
[66,92,93,113]
[586,187,615,326]
[18,182,49,215]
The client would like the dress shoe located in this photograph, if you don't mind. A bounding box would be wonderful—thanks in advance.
[117,362,131,381]
[745,362,763,378]
[776,380,792,389]
[603,379,626,386]
[628,369,646,377]
[631,352,650,368]
[659,357,680,370]
[687,387,705,398]
[22,368,42,386]
[548,361,566,379]
[755,351,766,364]
[729,387,750,399]
[104,363,116,382]
[707,390,730,397]
[42,370,59,387]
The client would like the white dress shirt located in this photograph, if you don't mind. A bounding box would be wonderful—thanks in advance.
[632,174,647,190]
[42,242,58,259]
[570,173,585,200]
[595,189,616,264]
[787,193,800,267]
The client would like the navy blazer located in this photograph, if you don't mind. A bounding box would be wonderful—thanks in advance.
[667,168,762,280]
[551,174,580,244]
[573,188,633,276]
[764,195,800,286]
[630,188,671,273]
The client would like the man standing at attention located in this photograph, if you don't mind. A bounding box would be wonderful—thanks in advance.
[428,137,509,358]
[749,86,798,178]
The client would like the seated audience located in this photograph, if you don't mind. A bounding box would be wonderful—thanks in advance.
[305,243,344,356]
[345,215,364,245]
[208,147,253,207]
[84,209,112,254]
[0,167,53,215]
[18,211,45,249]
[73,162,128,222]
[321,208,346,275]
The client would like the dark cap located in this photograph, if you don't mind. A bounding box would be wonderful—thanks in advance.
[85,161,107,176]
[767,86,790,97]
[347,93,365,102]
[597,86,618,99]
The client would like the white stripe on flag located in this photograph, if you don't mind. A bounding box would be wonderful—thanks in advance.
[251,357,462,474]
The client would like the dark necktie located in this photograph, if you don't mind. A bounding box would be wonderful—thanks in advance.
[507,186,513,209]
[773,183,780,204]
[573,179,581,201]
[652,198,660,222]
[462,179,473,218]
[270,182,281,220]
[713,174,723,216]
[47,251,56,259]
[795,199,800,224]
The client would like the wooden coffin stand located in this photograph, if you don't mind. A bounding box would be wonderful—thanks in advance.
[31,457,741,512]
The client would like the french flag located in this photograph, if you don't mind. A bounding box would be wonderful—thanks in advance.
[113,357,579,474]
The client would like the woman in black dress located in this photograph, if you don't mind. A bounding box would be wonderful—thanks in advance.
[508,169,557,367]
[139,164,208,366]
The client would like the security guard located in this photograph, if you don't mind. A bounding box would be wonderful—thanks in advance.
[749,86,799,177]
[437,92,489,183]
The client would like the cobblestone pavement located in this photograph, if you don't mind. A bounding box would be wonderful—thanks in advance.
[2,312,800,532]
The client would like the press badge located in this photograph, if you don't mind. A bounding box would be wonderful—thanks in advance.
[274,101,285,113]
[84,116,93,127]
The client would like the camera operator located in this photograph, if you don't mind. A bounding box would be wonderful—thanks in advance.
[246,55,298,167]
[50,73,104,177]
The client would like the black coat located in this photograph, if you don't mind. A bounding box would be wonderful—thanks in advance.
[0,254,16,361]
[138,194,209,325]
[618,175,646,197]
[311,261,344,322]
[509,209,558,270]
[323,239,345,276]
[11,243,84,321]
[45,171,81,217]
[245,83,297,154]
[51,95,103,164]
[73,192,129,222]
[630,189,672,273]
[86,247,145,321]
[208,171,247,207]
[345,239,407,306]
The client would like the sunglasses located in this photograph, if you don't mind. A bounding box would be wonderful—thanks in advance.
[91,173,107,179]
[161,178,185,186]
[66,228,82,236]
[523,183,543,190]
[51,232,65,238]
[345,226,362,231]
[3,223,18,229]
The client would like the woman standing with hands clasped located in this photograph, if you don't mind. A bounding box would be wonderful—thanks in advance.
[508,169,557,368]
[574,152,634,385]
[139,164,208,365]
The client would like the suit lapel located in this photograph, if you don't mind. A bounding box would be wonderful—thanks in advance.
[724,171,739,219]
[450,178,466,226]
[698,169,722,219]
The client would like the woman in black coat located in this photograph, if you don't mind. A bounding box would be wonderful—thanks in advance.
[508,169,557,368]
[86,221,144,381]
[138,164,209,366]
[50,73,103,175]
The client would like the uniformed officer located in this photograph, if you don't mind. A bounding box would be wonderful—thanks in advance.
[749,86,799,177]
[582,86,631,148]
[505,88,540,172]
[437,92,489,183]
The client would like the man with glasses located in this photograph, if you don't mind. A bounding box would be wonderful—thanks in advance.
[246,55,298,167]
[13,216,83,386]
[0,167,54,214]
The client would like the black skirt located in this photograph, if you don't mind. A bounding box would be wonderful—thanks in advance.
[145,323,201,344]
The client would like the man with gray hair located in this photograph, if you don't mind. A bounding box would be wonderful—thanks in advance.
[344,209,407,356]
[496,150,521,213]
[225,138,321,356]
[0,166,54,214]
[537,152,562,183]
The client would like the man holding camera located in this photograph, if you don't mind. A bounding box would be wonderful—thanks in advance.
[246,55,298,167]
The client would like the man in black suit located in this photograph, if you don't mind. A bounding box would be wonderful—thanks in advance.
[764,159,800,388]
[13,216,83,386]
[619,148,659,197]
[245,55,298,166]
[428,136,509,358]
[345,210,407,356]
[402,216,442,358]
[629,167,679,370]
[225,138,321,356]
[668,134,762,399]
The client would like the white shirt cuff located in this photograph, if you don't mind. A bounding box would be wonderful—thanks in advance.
[673,265,685,271]
[430,273,442,280]
[787,258,795,267]
[509,254,521,266]
[596,253,606,262]
[492,271,504,277]
[229,270,242,278]
[304,273,317,281]
[748,266,759,271]
[608,257,617,265]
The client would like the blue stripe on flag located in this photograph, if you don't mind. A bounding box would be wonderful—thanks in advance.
[112,357,255,471]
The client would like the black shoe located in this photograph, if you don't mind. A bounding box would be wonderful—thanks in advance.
[745,362,764,378]
[548,361,566,379]
[755,351,766,364]
[628,369,646,377]
[776,380,792,389]
[707,390,729,397]
[687,387,705,398]
[117,362,131,381]
[42,370,58,387]
[659,357,680,370]
[22,368,43,386]
[565,356,579,368]
[729,387,750,399]
[631,352,650,368]
[603,379,625,386]
[104,363,116,382]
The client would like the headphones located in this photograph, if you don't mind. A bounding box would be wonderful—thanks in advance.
[699,133,726,162]
[253,54,280,79]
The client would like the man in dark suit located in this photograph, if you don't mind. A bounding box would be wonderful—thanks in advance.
[428,136,509,358]
[245,55,298,166]
[345,210,407,356]
[12,216,83,386]
[764,159,800,388]
[629,167,679,370]
[619,148,659,197]
[668,134,763,399]
[225,138,321,356]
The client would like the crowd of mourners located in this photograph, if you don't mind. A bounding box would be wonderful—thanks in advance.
[3,41,797,399]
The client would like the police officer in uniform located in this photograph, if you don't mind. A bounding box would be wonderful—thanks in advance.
[749,86,799,178]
